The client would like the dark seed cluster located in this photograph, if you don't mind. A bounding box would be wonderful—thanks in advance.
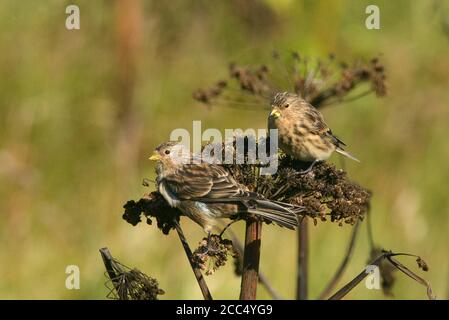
[225,152,371,226]
[416,256,429,272]
[122,192,180,235]
[192,235,239,275]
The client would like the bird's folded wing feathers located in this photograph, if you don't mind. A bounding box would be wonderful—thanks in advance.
[161,164,245,200]
[303,104,328,131]
[326,130,346,147]
[305,105,347,147]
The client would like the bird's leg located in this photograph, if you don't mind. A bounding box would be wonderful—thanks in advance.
[202,221,237,255]
[219,220,237,238]
[299,160,320,174]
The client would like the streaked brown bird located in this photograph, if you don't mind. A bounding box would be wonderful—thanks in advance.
[268,92,359,172]
[149,142,300,237]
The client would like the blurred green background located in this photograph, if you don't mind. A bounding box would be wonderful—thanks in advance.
[0,0,448,299]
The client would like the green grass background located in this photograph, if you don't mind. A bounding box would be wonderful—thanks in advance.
[0,0,448,299]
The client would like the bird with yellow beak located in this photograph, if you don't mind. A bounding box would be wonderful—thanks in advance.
[149,141,301,238]
[268,92,359,173]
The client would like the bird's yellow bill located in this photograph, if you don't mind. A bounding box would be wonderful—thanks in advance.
[270,108,281,118]
[149,152,161,161]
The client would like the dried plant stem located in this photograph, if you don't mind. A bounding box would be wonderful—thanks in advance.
[240,219,263,300]
[226,227,283,300]
[100,247,120,292]
[297,218,309,300]
[318,220,361,299]
[329,251,435,300]
[328,254,384,300]
[173,219,213,300]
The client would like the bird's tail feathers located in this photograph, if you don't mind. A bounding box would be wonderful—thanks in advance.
[271,200,305,215]
[248,199,300,229]
[253,199,294,214]
[248,208,298,229]
[336,148,360,163]
[193,195,302,229]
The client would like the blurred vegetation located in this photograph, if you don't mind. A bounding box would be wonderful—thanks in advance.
[0,0,448,299]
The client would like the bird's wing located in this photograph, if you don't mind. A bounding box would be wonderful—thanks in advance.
[303,104,328,133]
[161,163,245,201]
[304,104,346,147]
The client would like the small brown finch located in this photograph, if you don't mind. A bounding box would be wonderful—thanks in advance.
[268,92,359,172]
[149,142,300,236]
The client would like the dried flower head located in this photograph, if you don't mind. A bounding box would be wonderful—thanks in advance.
[101,248,165,300]
[416,257,429,272]
[193,51,386,109]
[214,137,371,226]
[106,268,165,300]
[192,235,239,276]
[122,192,180,235]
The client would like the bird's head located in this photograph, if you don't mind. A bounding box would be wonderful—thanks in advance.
[149,141,188,167]
[269,92,305,119]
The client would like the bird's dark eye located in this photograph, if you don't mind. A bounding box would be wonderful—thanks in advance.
[284,103,289,108]
[164,150,170,155]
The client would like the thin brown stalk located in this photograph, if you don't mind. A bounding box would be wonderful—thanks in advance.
[173,219,213,300]
[318,220,361,299]
[239,219,263,300]
[99,247,121,292]
[297,218,309,299]
[328,254,384,300]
